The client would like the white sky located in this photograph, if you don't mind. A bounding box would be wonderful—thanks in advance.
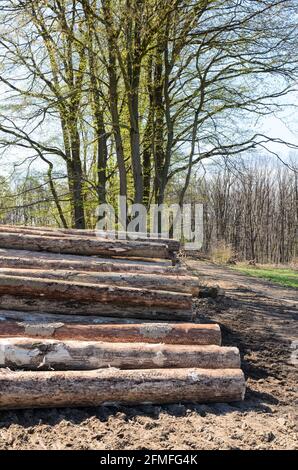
[0,86,297,179]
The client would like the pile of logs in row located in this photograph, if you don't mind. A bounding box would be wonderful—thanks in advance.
[0,225,245,409]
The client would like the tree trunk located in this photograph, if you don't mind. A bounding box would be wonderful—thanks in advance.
[102,0,128,199]
[70,135,86,230]
[84,7,108,206]
[95,108,108,205]
[143,57,154,207]
[0,232,169,259]
[0,268,200,295]
[0,311,221,345]
[126,2,143,204]
[156,39,174,207]
[153,46,165,203]
[0,368,246,409]
[0,338,239,370]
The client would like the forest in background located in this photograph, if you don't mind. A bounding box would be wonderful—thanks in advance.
[1,159,297,264]
[0,1,297,263]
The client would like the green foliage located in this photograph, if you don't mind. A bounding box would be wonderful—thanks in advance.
[233,265,298,289]
[0,0,297,228]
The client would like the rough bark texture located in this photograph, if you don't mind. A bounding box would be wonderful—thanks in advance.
[0,367,246,409]
[0,312,221,344]
[0,274,191,308]
[94,230,180,252]
[0,233,169,259]
[0,249,179,274]
[0,309,154,325]
[0,226,74,238]
[0,338,239,370]
[0,268,199,295]
[0,226,181,252]
[0,295,193,321]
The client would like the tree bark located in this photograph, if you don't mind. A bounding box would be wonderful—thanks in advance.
[67,136,86,230]
[102,0,127,199]
[0,226,181,252]
[0,268,199,295]
[0,232,169,259]
[0,368,246,409]
[126,0,143,204]
[143,57,154,207]
[0,311,221,345]
[0,249,179,274]
[94,230,180,252]
[0,294,192,321]
[0,274,192,307]
[0,338,239,370]
[0,226,73,238]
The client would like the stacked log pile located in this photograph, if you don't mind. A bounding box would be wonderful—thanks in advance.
[0,225,245,409]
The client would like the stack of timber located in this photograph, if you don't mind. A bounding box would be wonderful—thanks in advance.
[0,224,245,409]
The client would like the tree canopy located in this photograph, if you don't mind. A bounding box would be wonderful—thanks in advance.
[0,0,297,228]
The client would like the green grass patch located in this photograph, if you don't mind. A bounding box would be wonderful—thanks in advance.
[233,265,298,288]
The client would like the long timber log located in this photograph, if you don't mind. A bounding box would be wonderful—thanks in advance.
[0,338,239,370]
[0,232,169,259]
[93,230,180,252]
[0,312,221,345]
[0,274,191,306]
[0,226,73,238]
[0,268,199,295]
[0,225,180,252]
[0,295,193,321]
[0,368,246,409]
[0,309,152,324]
[0,249,179,274]
[0,275,192,320]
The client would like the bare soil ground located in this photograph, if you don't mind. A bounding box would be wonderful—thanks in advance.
[0,261,297,450]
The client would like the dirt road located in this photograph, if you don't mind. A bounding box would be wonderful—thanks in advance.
[191,261,297,308]
[0,261,297,450]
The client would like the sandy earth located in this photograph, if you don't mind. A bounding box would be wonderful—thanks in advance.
[0,261,297,450]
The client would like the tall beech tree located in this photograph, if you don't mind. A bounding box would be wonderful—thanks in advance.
[0,0,297,226]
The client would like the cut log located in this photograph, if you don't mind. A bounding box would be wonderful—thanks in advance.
[0,249,179,274]
[0,368,246,409]
[0,273,191,309]
[0,309,151,324]
[0,338,238,370]
[94,230,180,252]
[0,268,199,295]
[0,226,72,238]
[0,232,169,259]
[0,312,221,345]
[0,225,180,251]
[0,295,193,321]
